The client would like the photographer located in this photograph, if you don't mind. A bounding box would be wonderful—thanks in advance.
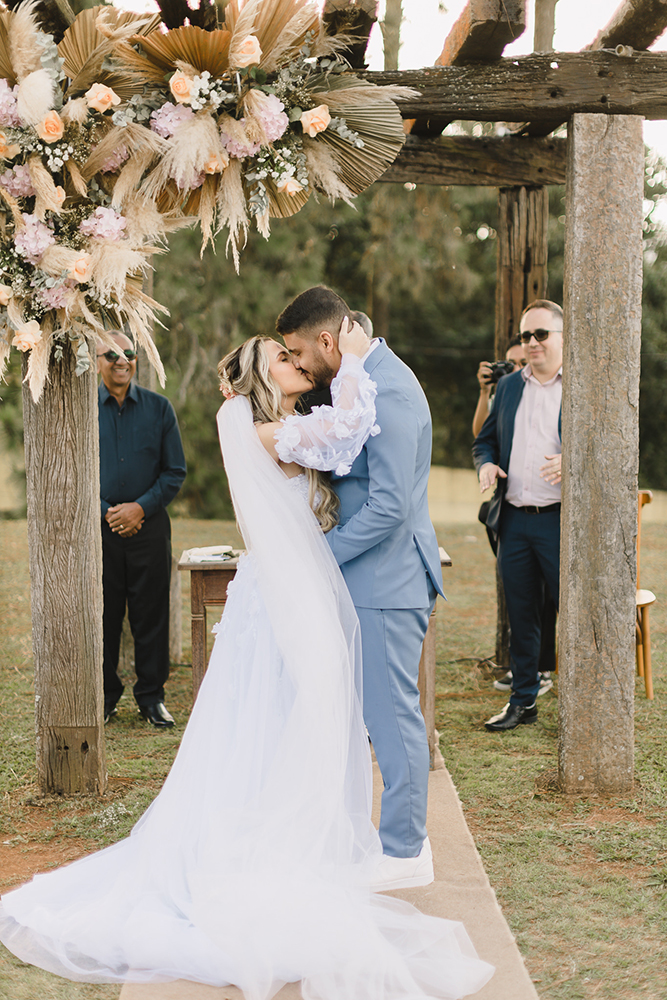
[472,338,526,438]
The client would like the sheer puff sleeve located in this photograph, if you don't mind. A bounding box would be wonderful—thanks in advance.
[274,354,380,476]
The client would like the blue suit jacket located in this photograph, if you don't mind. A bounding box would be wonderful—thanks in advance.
[472,369,562,534]
[326,340,444,609]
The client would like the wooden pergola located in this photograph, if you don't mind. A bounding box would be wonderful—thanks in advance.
[24,0,661,797]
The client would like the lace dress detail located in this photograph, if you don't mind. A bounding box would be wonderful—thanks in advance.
[274,354,380,475]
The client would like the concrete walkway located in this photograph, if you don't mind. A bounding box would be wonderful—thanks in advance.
[120,764,538,1000]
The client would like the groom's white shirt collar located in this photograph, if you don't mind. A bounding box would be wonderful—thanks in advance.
[360,338,380,365]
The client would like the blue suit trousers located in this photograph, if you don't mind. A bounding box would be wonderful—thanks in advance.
[497,504,560,707]
[356,594,435,859]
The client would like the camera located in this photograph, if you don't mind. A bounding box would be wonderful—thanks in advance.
[486,360,516,384]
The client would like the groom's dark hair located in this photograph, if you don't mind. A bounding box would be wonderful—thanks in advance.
[276,286,351,339]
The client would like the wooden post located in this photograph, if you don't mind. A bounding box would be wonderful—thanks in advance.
[493,184,549,667]
[23,341,107,796]
[495,185,549,358]
[558,113,643,795]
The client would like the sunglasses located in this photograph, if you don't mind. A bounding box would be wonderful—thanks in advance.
[519,328,559,345]
[98,350,137,362]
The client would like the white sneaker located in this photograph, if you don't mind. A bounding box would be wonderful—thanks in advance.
[493,671,554,696]
[370,837,434,892]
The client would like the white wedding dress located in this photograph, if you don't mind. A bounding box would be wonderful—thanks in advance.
[0,357,494,999]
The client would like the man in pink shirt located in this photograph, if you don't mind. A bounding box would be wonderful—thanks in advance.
[472,300,563,731]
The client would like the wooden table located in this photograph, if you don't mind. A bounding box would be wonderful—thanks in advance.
[179,546,452,770]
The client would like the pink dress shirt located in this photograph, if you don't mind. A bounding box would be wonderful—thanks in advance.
[505,365,562,507]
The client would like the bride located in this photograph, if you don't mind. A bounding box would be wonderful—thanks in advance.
[0,322,494,999]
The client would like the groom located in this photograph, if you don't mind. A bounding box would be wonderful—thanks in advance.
[277,286,444,891]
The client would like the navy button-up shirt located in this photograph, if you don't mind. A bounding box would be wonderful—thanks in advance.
[98,381,186,520]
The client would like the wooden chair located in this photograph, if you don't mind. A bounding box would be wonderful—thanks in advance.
[636,490,656,699]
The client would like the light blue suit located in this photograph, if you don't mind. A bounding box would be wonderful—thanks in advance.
[327,340,444,858]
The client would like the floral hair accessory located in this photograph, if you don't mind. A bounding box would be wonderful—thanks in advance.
[221,384,237,400]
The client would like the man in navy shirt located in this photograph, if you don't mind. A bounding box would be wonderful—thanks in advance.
[98,332,186,727]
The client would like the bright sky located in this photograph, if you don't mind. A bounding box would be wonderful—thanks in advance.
[365,0,667,158]
[115,0,667,158]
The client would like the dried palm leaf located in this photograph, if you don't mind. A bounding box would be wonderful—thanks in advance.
[0,13,17,86]
[266,176,309,219]
[129,27,232,78]
[58,6,161,99]
[8,0,42,82]
[312,96,408,196]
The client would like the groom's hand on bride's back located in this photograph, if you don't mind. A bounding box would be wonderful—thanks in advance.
[338,318,368,359]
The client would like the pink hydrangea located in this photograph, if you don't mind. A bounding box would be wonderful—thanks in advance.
[255,93,288,143]
[80,207,127,241]
[150,102,195,138]
[15,214,55,264]
[100,145,129,174]
[0,164,35,198]
[176,171,205,191]
[220,122,261,159]
[34,282,71,310]
[0,79,20,127]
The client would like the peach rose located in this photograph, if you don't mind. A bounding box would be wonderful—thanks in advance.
[69,253,91,284]
[277,176,303,196]
[203,151,228,174]
[37,110,64,144]
[169,72,195,104]
[0,284,12,306]
[12,320,42,352]
[300,104,331,138]
[233,35,262,68]
[84,83,121,114]
[0,132,20,159]
[54,186,66,208]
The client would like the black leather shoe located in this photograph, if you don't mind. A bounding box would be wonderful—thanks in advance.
[104,699,121,724]
[139,702,175,728]
[485,702,537,731]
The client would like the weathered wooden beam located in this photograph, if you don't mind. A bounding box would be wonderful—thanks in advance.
[559,113,643,795]
[436,0,526,66]
[365,50,667,122]
[410,1,526,137]
[377,135,566,186]
[588,0,667,52]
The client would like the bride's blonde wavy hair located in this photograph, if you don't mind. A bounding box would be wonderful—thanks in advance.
[218,336,340,533]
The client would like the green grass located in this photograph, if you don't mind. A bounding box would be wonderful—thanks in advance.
[1,518,667,999]
[434,523,667,1000]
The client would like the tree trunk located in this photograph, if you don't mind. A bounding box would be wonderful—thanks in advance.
[22,340,107,796]
[558,113,643,794]
[382,0,402,71]
[534,0,558,52]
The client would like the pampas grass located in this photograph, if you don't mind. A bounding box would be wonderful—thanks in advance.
[88,239,153,299]
[7,0,42,82]
[0,331,11,382]
[28,155,63,219]
[302,138,354,205]
[215,158,248,273]
[24,325,53,402]
[141,112,225,200]
[16,69,54,126]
